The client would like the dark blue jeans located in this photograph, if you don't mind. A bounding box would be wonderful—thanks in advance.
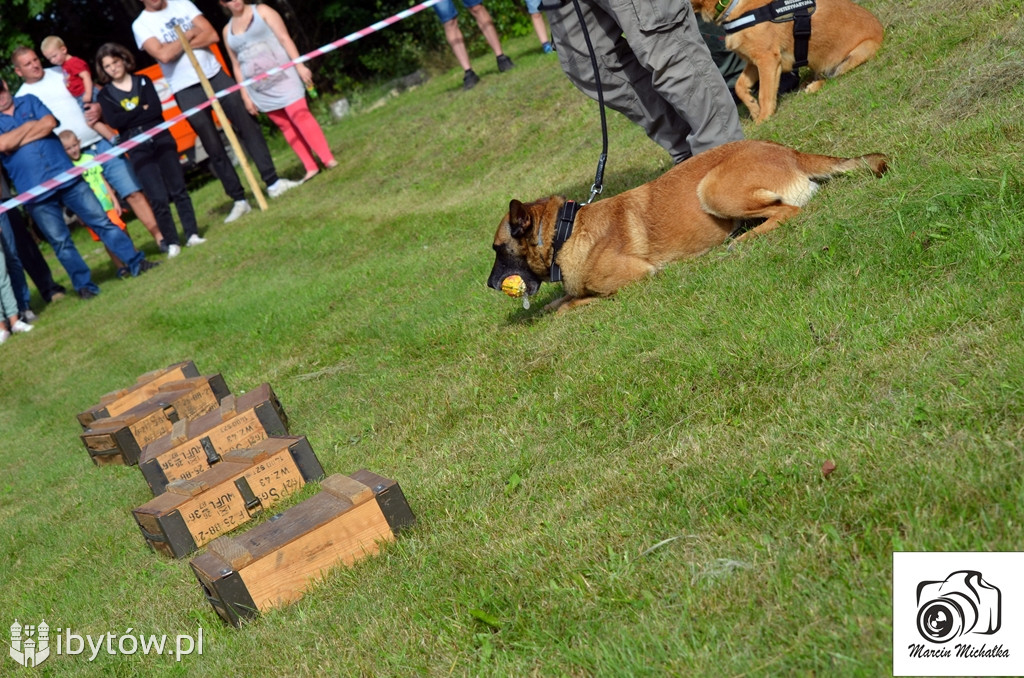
[25,179,143,294]
[0,211,31,311]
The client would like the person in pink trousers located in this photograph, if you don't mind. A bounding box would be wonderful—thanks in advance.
[221,0,337,182]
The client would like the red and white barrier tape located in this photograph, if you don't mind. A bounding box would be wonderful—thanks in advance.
[0,0,441,216]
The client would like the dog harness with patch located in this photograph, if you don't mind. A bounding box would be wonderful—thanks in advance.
[550,200,580,283]
[722,0,817,69]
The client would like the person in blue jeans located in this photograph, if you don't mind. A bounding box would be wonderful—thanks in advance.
[433,0,515,90]
[0,80,157,299]
[0,172,67,310]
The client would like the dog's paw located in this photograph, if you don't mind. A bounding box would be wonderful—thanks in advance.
[551,296,602,313]
[543,295,570,313]
[804,80,825,94]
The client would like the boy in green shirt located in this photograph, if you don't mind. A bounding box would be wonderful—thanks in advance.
[60,130,135,276]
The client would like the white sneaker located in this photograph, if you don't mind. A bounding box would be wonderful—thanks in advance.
[186,233,206,247]
[167,244,182,258]
[267,178,300,198]
[224,200,252,223]
[11,319,33,334]
[0,329,9,344]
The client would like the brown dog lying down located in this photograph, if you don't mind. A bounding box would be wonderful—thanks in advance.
[488,140,887,313]
[691,0,884,123]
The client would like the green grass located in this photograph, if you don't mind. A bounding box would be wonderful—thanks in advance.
[2,1,1023,674]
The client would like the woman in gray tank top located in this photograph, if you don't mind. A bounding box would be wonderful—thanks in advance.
[223,0,337,181]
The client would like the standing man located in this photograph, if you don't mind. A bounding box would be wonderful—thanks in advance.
[133,0,300,223]
[545,0,743,164]
[12,47,167,251]
[0,78,157,299]
[432,0,515,90]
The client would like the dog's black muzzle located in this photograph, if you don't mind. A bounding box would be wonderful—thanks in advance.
[487,249,543,296]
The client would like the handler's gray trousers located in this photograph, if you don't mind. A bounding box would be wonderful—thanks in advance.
[547,0,743,163]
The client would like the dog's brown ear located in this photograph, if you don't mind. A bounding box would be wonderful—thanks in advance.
[508,199,530,240]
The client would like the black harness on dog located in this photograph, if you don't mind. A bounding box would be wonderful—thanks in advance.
[550,200,581,283]
[722,0,817,68]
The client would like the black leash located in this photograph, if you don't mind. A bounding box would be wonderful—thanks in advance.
[540,0,608,204]
[568,0,608,205]
[538,0,610,282]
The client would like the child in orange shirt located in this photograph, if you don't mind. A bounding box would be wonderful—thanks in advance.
[41,36,118,143]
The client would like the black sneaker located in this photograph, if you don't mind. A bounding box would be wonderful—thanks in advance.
[136,259,160,275]
[497,55,515,72]
[116,266,130,279]
[78,288,98,300]
[463,69,480,90]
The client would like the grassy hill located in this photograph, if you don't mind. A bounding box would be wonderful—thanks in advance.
[1,1,1022,674]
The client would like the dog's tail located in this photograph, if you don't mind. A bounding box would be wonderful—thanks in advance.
[796,151,889,180]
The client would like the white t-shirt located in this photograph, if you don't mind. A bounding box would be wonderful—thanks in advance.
[16,68,102,148]
[133,0,222,93]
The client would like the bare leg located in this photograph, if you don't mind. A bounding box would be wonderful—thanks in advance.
[530,12,549,46]
[105,246,126,270]
[468,5,505,56]
[123,192,164,246]
[443,19,472,70]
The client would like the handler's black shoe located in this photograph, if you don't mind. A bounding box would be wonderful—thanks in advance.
[136,259,160,276]
[497,55,515,72]
[463,69,480,90]
[78,288,98,300]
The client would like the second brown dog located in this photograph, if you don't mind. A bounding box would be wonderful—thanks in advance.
[692,0,884,123]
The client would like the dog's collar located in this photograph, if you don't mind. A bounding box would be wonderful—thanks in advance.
[714,0,740,22]
[723,0,815,33]
[550,200,580,283]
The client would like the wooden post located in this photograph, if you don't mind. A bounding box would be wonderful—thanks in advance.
[173,26,268,211]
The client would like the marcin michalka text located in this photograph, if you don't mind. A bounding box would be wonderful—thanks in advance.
[908,644,1010,659]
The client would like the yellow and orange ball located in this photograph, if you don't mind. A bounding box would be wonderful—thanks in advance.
[501,275,526,298]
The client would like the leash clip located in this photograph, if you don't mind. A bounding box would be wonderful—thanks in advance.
[585,153,608,205]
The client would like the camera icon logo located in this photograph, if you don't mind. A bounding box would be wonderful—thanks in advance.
[916,570,1001,644]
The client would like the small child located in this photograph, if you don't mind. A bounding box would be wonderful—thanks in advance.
[41,36,118,143]
[60,130,136,277]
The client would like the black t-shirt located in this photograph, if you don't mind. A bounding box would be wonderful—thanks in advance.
[98,75,164,132]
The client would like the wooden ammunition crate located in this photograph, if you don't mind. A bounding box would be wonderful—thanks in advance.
[76,360,200,429]
[80,375,230,466]
[132,436,323,558]
[191,471,415,627]
[138,384,288,495]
